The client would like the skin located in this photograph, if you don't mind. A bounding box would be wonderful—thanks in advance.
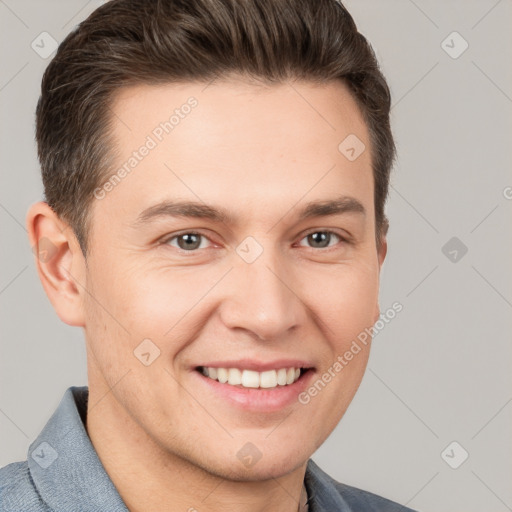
[27,77,387,512]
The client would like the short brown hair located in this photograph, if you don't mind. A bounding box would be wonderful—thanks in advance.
[36,0,395,257]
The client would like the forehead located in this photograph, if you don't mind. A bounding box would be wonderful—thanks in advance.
[109,78,369,145]
[95,79,374,228]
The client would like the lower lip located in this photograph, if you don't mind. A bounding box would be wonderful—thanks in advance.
[192,369,315,413]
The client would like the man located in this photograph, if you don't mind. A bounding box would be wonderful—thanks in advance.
[0,0,417,510]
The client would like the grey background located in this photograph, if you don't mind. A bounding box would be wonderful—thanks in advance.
[1,1,511,511]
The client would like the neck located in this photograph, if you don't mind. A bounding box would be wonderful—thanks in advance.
[86,385,309,512]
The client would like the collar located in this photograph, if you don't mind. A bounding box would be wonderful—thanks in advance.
[28,386,129,511]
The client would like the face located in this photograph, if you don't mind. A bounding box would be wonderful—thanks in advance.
[82,77,386,481]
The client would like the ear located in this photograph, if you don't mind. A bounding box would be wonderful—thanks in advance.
[372,230,388,324]
[26,201,86,327]
[377,234,387,270]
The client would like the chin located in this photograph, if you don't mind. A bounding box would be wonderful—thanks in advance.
[220,462,302,483]
[199,447,310,483]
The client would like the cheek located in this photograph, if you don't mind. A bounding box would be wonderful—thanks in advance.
[299,268,378,435]
[304,262,380,345]
[126,267,212,317]
[94,265,221,355]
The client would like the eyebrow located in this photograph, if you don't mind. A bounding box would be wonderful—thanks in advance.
[133,195,366,227]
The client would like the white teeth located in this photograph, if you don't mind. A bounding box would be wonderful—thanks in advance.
[227,368,242,385]
[242,370,260,388]
[200,366,304,389]
[217,367,228,383]
[260,370,277,388]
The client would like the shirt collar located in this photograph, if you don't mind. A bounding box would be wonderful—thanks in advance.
[28,386,129,511]
[28,386,353,512]
[304,459,353,512]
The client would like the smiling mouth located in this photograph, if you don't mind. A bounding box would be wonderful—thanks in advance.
[196,366,312,389]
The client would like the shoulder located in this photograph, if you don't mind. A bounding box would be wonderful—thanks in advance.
[0,461,49,512]
[331,479,417,511]
[306,459,418,512]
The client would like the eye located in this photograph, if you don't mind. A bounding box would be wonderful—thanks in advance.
[298,230,343,249]
[160,229,347,254]
[163,232,212,251]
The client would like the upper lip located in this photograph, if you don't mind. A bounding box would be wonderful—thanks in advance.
[195,358,315,372]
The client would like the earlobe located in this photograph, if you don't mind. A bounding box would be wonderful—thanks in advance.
[378,235,388,269]
[26,201,86,327]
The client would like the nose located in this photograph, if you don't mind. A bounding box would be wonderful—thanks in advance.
[217,244,307,341]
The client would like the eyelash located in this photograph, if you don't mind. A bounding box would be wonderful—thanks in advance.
[160,229,349,253]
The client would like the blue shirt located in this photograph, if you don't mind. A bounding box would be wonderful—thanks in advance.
[0,386,417,511]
